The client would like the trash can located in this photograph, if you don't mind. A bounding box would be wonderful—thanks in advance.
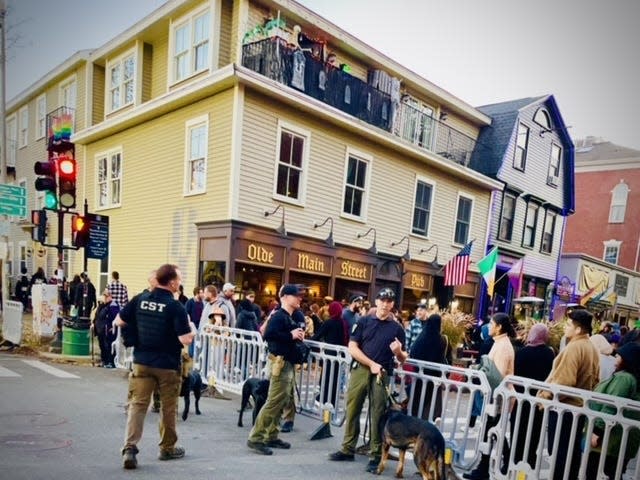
[62,316,91,356]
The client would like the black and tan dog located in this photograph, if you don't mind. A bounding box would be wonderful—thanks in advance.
[237,378,270,427]
[377,399,446,480]
[181,351,203,421]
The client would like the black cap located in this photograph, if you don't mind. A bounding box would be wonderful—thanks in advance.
[376,288,396,300]
[416,303,428,309]
[568,309,593,331]
[349,294,364,303]
[279,284,304,298]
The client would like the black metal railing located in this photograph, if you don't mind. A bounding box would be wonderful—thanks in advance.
[242,37,489,166]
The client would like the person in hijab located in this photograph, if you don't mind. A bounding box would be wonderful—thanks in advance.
[589,334,616,381]
[510,323,555,468]
[408,313,449,419]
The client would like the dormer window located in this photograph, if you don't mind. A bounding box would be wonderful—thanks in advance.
[107,49,136,113]
[171,7,211,84]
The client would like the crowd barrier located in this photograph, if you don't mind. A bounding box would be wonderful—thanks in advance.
[489,375,640,480]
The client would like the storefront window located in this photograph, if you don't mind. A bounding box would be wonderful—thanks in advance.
[199,261,226,288]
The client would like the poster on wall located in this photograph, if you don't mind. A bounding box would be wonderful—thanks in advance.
[31,284,58,338]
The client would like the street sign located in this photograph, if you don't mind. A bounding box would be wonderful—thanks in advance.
[0,183,27,217]
[86,213,109,259]
[0,204,27,217]
[0,184,26,196]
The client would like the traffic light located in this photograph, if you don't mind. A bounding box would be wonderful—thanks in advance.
[58,154,77,209]
[31,209,47,243]
[34,159,58,209]
[71,214,89,248]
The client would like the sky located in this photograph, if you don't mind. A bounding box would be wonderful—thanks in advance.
[5,0,640,149]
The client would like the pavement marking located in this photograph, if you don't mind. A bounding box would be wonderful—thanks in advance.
[21,360,80,379]
[0,365,21,377]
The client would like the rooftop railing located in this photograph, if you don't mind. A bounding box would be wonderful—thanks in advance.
[242,37,489,167]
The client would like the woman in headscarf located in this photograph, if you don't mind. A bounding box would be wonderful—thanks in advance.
[312,301,347,406]
[408,313,449,420]
[510,323,555,468]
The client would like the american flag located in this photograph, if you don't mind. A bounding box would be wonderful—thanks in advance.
[444,240,474,286]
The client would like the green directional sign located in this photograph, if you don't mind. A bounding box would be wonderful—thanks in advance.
[0,204,26,217]
[0,184,26,197]
[0,194,27,207]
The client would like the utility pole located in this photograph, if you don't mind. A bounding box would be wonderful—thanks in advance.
[0,0,8,313]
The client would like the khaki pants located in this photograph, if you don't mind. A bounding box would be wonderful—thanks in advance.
[248,355,294,443]
[123,363,182,452]
[340,364,389,459]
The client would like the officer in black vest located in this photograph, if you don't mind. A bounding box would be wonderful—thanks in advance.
[115,264,196,470]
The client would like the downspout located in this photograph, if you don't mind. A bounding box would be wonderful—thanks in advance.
[634,230,640,272]
[551,214,568,321]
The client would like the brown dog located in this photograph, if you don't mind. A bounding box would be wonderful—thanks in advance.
[377,400,445,480]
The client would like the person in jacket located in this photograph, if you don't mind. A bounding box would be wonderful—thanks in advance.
[464,312,516,480]
[247,284,305,455]
[408,312,449,419]
[510,323,555,468]
[537,309,600,480]
[312,301,347,407]
[586,342,640,479]
[94,289,120,368]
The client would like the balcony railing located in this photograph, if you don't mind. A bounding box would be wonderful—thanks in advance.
[242,37,489,167]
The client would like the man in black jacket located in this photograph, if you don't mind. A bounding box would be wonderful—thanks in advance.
[247,284,305,456]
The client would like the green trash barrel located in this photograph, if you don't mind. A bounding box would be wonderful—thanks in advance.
[62,317,91,356]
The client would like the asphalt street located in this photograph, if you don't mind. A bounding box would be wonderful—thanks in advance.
[0,352,406,480]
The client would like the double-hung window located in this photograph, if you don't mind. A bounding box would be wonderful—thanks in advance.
[498,192,516,241]
[19,106,28,148]
[96,149,122,208]
[342,151,371,221]
[609,182,629,223]
[36,95,46,139]
[108,50,136,112]
[514,123,529,171]
[453,194,473,245]
[185,115,208,195]
[172,8,211,83]
[547,143,561,186]
[273,122,308,204]
[412,178,434,236]
[6,115,17,167]
[540,210,556,254]
[522,202,539,248]
[603,240,621,265]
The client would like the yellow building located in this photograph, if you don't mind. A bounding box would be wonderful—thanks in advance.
[7,0,502,313]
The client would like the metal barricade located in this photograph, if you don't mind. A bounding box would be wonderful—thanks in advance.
[489,375,640,480]
[392,359,493,470]
[295,339,351,427]
[112,327,133,370]
[195,326,267,395]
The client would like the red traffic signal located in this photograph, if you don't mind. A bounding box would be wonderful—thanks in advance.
[71,214,89,248]
[58,154,77,209]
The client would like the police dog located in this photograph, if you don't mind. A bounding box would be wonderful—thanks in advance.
[237,378,270,427]
[181,351,203,421]
[377,399,445,480]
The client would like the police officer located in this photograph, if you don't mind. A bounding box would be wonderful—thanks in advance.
[247,284,305,455]
[115,264,196,470]
[329,287,407,473]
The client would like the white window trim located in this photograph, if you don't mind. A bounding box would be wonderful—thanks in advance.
[36,94,47,140]
[183,114,209,196]
[410,174,437,239]
[18,241,27,275]
[451,192,475,246]
[105,46,137,114]
[95,147,123,210]
[272,120,310,207]
[608,182,629,223]
[540,210,556,254]
[18,105,28,148]
[59,74,77,109]
[603,239,621,264]
[6,114,17,167]
[168,3,218,87]
[6,243,14,277]
[547,143,561,186]
[340,147,373,223]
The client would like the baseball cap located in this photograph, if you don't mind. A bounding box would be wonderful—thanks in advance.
[349,294,364,303]
[376,288,396,300]
[222,282,236,292]
[416,302,428,310]
[279,284,304,297]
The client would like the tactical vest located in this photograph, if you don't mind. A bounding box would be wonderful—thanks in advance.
[135,291,182,355]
